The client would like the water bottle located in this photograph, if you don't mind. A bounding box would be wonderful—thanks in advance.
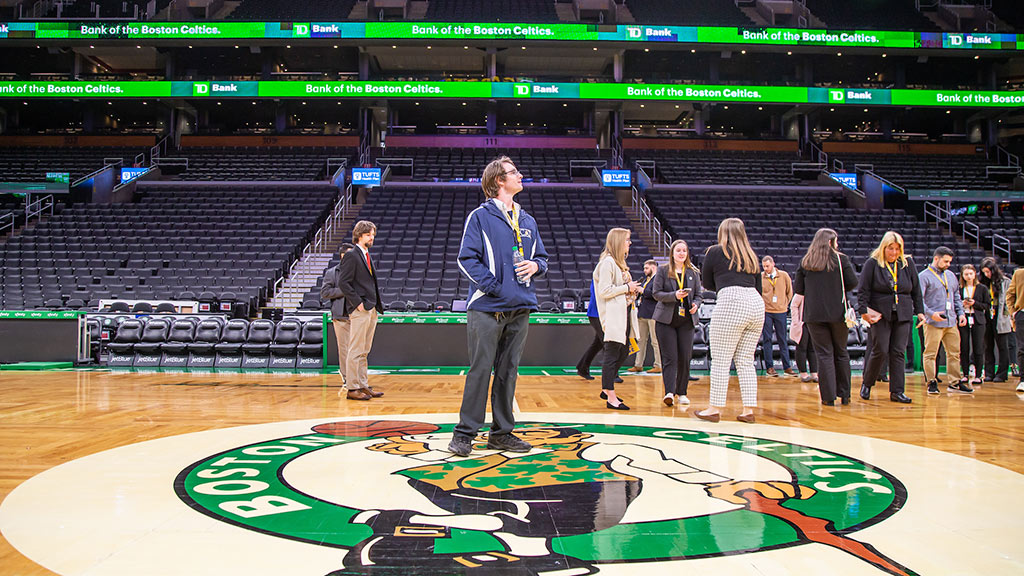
[513,248,527,285]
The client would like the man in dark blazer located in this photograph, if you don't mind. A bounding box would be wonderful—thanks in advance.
[338,220,385,401]
[321,242,356,391]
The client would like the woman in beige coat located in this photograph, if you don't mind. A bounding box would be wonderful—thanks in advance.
[593,227,641,410]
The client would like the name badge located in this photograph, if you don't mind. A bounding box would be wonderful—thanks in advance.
[772,296,778,303]
[946,301,954,312]
[968,316,974,327]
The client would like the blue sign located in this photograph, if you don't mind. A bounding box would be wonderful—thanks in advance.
[120,167,148,183]
[601,169,631,188]
[352,168,382,187]
[829,172,857,189]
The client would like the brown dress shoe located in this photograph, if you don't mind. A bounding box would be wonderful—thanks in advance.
[364,387,383,398]
[626,366,643,373]
[647,366,662,374]
[346,389,372,401]
[694,410,720,423]
[736,413,756,423]
[783,368,797,377]
[766,367,778,377]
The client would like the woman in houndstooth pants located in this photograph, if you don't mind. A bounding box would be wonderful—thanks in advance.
[695,218,764,424]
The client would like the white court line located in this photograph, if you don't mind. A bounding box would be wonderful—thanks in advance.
[512,397,521,414]
[459,370,465,376]
[541,370,550,376]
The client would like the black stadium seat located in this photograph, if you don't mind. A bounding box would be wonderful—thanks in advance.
[106,319,144,366]
[160,319,197,368]
[241,319,275,369]
[133,318,172,367]
[214,319,249,368]
[188,319,224,368]
[296,320,324,370]
[269,319,302,369]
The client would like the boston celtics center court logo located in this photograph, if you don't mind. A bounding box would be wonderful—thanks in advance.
[175,420,917,576]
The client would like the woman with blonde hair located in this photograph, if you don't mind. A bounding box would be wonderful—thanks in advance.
[695,218,763,423]
[593,227,641,410]
[856,231,924,403]
[652,239,703,406]
[795,228,859,405]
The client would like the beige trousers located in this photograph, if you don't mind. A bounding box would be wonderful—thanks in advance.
[332,319,350,385]
[634,317,662,369]
[346,308,378,390]
[922,323,962,382]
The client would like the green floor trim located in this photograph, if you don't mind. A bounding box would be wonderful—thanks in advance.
[0,361,76,370]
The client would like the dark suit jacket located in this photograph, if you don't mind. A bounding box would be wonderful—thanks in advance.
[651,265,703,326]
[338,247,383,315]
[320,264,348,320]
[960,282,990,325]
[637,274,658,319]
[855,257,924,323]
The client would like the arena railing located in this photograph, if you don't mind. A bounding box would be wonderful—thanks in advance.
[327,158,348,184]
[924,200,952,233]
[0,211,13,236]
[993,233,1011,262]
[375,157,413,177]
[151,134,170,164]
[959,219,979,247]
[272,186,351,306]
[24,193,54,225]
[996,146,1020,169]
[630,186,670,257]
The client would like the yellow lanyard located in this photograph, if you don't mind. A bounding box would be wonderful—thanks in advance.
[886,262,899,304]
[766,274,777,288]
[642,275,654,292]
[928,266,949,295]
[502,206,523,256]
[675,272,687,316]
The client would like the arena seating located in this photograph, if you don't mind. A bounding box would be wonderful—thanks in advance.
[424,0,558,23]
[302,185,652,311]
[173,147,357,181]
[643,187,989,274]
[228,0,358,20]
[804,0,940,31]
[0,183,336,311]
[626,149,805,186]
[99,315,323,369]
[952,212,1024,264]
[626,0,754,26]
[374,147,612,183]
[828,153,1012,191]
[0,147,145,182]
[41,0,150,19]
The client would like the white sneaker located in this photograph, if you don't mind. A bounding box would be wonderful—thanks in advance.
[677,395,690,405]
[1016,381,1024,393]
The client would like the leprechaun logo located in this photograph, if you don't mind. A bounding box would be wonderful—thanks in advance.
[175,420,917,576]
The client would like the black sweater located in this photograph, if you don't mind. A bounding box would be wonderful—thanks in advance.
[702,245,762,293]
[856,257,924,323]
[794,252,858,324]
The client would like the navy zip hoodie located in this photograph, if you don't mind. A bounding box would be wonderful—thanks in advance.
[458,198,549,312]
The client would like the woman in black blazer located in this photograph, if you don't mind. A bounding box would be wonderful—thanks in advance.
[794,228,859,406]
[958,264,989,386]
[652,240,703,406]
[856,232,925,403]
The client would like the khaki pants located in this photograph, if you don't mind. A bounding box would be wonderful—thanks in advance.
[346,308,378,390]
[922,323,962,382]
[332,319,350,385]
[634,317,662,369]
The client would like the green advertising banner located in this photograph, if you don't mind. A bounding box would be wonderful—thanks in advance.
[1,80,1022,108]
[0,20,1020,51]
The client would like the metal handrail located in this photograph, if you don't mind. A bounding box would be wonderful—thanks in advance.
[71,164,112,187]
[808,141,827,167]
[272,187,353,305]
[996,145,1020,168]
[0,212,13,235]
[327,157,348,182]
[24,193,54,223]
[833,158,845,172]
[635,160,655,177]
[630,187,670,257]
[153,157,189,169]
[986,165,1021,178]
[103,157,124,168]
[992,234,1011,261]
[924,201,951,232]
[962,220,980,247]
[864,170,905,195]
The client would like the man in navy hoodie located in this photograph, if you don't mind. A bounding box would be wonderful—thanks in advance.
[448,156,549,457]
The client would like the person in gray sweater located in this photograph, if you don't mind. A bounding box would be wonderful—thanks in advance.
[919,246,970,395]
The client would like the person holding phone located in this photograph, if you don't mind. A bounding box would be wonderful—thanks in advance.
[652,239,703,406]
[958,264,989,387]
[919,246,970,395]
[593,228,641,410]
[856,231,924,403]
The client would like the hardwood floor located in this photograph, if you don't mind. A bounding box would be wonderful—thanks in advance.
[2,368,1023,575]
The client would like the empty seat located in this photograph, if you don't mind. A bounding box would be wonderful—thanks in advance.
[214,319,250,368]
[241,319,275,368]
[296,320,324,369]
[160,319,197,367]
[268,319,302,369]
[188,319,224,368]
[106,319,145,367]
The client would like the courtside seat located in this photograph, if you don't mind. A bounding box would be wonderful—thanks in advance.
[133,318,172,367]
[197,291,218,313]
[296,320,324,370]
[848,326,867,370]
[86,318,102,363]
[160,319,197,368]
[268,319,302,369]
[214,319,249,368]
[241,319,275,368]
[106,319,144,366]
[187,319,224,368]
[692,324,709,370]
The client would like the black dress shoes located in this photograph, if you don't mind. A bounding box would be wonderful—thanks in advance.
[860,384,871,400]
[599,391,608,400]
[577,369,595,381]
[841,397,850,405]
[890,392,912,403]
[821,400,835,406]
[606,401,630,410]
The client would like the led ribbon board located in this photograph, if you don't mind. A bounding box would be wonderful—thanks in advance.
[0,21,1020,51]
[1,80,1022,108]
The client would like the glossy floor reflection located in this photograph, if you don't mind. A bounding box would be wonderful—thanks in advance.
[1,370,1023,575]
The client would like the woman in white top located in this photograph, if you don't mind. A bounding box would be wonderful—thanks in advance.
[593,227,641,410]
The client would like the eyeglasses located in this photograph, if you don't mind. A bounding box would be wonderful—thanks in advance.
[501,168,521,177]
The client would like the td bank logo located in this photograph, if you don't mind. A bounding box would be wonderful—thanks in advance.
[292,23,310,37]
[829,89,845,104]
[192,82,210,96]
[627,26,642,39]
[513,83,531,98]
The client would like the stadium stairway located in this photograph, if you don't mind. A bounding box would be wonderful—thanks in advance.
[268,204,363,312]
